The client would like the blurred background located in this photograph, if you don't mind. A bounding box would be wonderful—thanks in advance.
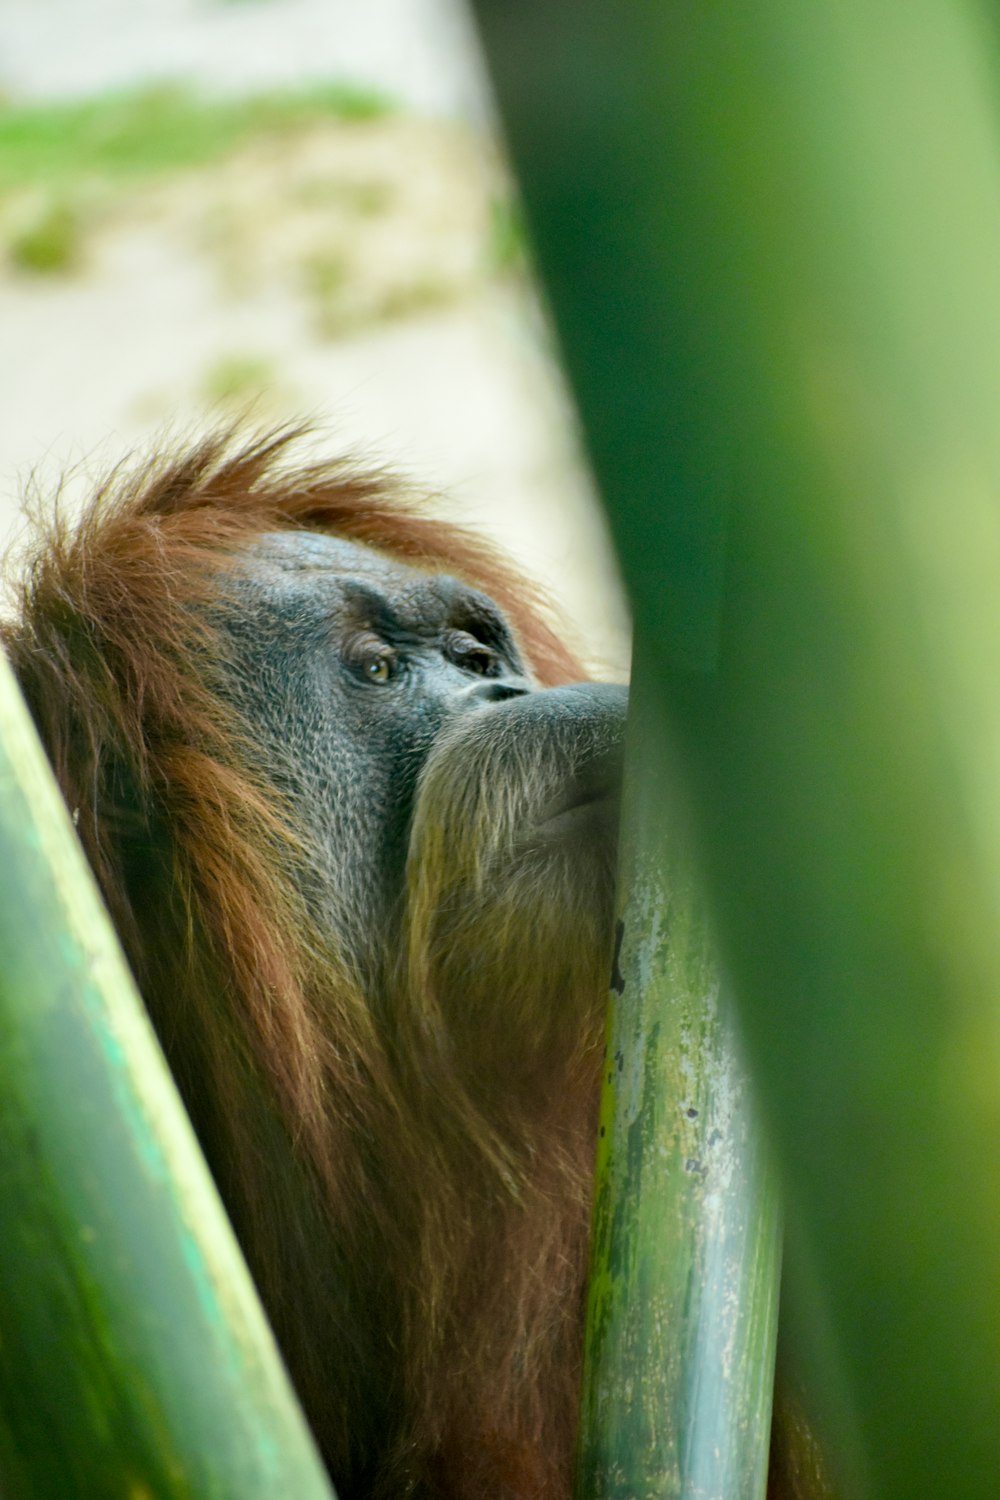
[0,0,629,671]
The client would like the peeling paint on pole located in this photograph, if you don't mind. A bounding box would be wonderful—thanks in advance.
[578,715,781,1500]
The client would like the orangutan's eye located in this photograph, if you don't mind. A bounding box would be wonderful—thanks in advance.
[365,654,393,684]
[446,630,502,677]
[345,633,398,685]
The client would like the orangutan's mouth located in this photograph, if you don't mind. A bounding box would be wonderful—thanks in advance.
[536,762,622,844]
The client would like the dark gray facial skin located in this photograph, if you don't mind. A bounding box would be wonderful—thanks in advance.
[215,530,627,975]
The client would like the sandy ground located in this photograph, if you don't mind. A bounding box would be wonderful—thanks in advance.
[0,3,630,671]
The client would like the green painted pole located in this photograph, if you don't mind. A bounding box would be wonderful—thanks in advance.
[0,647,336,1497]
[580,692,781,1499]
[473,2,1000,1497]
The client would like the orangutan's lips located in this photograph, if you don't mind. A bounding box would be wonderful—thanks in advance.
[536,778,621,843]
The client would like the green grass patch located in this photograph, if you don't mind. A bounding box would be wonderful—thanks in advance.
[487,192,529,275]
[8,199,81,273]
[0,83,394,194]
[201,352,278,404]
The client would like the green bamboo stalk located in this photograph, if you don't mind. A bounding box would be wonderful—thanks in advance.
[473,2,1000,1496]
[0,648,335,1496]
[579,692,781,1499]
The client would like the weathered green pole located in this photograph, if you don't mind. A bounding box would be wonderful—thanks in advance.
[0,648,336,1497]
[473,2,1000,1497]
[580,690,781,1498]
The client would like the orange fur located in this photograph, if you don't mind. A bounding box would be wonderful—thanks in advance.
[3,427,832,1500]
[3,428,609,1498]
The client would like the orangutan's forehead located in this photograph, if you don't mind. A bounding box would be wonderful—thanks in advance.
[243,530,417,585]
[238,530,449,613]
[234,530,512,645]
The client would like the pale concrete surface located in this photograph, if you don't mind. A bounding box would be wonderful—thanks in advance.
[0,0,487,120]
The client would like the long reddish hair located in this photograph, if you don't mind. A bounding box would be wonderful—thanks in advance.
[3,427,605,1497]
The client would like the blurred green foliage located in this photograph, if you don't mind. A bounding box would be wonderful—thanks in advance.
[0,83,399,282]
[8,197,80,273]
[486,191,529,275]
[0,83,393,194]
[474,1,1000,1496]
[201,352,279,405]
